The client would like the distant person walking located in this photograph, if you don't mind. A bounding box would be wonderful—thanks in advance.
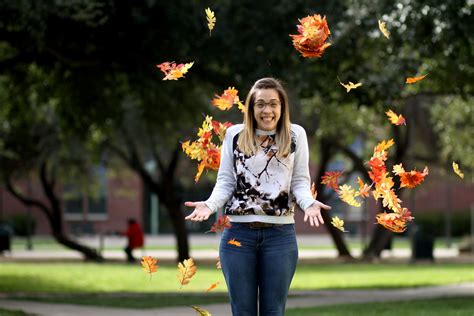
[122,218,144,262]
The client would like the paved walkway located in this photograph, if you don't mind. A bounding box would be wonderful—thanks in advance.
[0,283,473,316]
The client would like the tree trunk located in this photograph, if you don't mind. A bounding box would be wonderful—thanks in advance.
[5,162,104,261]
[317,139,353,258]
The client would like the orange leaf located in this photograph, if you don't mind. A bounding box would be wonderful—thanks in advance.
[385,109,406,126]
[205,281,220,292]
[227,238,242,247]
[374,139,395,153]
[156,61,194,80]
[206,216,232,233]
[406,73,428,84]
[211,87,244,112]
[290,14,331,58]
[310,182,318,199]
[357,177,371,198]
[376,211,413,233]
[321,171,343,191]
[141,256,159,281]
[398,166,429,189]
[177,258,197,289]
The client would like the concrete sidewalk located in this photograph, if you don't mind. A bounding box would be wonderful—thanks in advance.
[0,283,473,316]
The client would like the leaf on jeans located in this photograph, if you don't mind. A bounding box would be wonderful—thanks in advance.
[227,238,242,247]
[331,216,347,232]
[177,258,197,289]
[452,161,464,179]
[206,216,231,233]
[191,305,212,316]
[141,256,158,281]
[205,281,220,292]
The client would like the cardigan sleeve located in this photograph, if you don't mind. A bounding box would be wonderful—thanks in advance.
[290,125,316,211]
[204,125,239,214]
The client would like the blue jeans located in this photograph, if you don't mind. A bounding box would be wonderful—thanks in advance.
[219,223,299,316]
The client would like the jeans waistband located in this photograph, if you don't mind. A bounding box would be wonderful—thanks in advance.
[237,222,285,229]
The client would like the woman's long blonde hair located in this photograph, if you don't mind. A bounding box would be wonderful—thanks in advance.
[237,78,292,157]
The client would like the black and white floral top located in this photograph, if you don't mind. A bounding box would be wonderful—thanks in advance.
[205,124,315,224]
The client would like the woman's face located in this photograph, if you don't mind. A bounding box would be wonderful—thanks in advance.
[253,89,281,131]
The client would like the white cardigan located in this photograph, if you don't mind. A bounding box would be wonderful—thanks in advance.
[204,123,315,224]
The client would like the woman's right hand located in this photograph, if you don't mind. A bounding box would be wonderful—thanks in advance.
[184,201,213,222]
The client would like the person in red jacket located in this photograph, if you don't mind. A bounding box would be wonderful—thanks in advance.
[123,218,144,262]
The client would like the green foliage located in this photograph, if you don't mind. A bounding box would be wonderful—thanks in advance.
[430,96,474,169]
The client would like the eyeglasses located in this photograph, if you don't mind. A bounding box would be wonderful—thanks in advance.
[254,101,281,110]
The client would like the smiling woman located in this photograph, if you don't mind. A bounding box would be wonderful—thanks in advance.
[184,77,332,316]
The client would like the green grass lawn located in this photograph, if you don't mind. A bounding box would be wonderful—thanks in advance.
[0,262,472,294]
[11,236,459,251]
[0,308,31,316]
[285,297,474,316]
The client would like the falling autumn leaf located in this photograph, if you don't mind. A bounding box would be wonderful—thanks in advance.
[357,177,371,198]
[157,61,194,80]
[338,184,362,207]
[393,165,429,189]
[191,306,212,316]
[452,161,464,179]
[206,282,220,292]
[378,20,390,39]
[386,109,406,126]
[211,87,245,112]
[228,238,242,247]
[376,210,413,233]
[321,171,344,191]
[141,256,159,281]
[177,258,197,289]
[216,256,221,269]
[331,216,347,232]
[339,79,362,93]
[205,8,216,36]
[310,182,318,199]
[406,74,428,84]
[206,216,232,233]
[182,116,232,182]
[290,14,331,58]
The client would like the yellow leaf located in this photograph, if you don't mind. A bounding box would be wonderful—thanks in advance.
[452,161,464,179]
[205,8,216,36]
[392,163,405,175]
[191,305,212,316]
[216,256,221,269]
[338,184,361,207]
[378,20,390,39]
[331,216,347,232]
[338,78,362,92]
[385,109,406,126]
[177,258,197,289]
[374,139,394,153]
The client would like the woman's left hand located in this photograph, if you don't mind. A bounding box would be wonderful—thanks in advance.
[304,201,332,227]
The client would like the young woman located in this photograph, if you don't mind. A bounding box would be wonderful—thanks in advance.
[185,77,331,316]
